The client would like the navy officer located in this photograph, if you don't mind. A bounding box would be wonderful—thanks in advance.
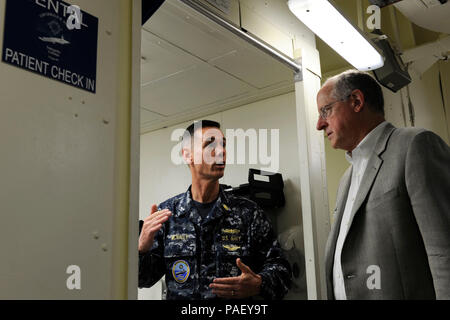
[138,120,291,300]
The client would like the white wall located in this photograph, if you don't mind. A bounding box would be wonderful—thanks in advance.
[139,92,307,299]
[0,0,138,299]
[407,63,450,144]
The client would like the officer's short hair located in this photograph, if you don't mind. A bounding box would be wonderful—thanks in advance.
[326,69,385,115]
[182,120,221,148]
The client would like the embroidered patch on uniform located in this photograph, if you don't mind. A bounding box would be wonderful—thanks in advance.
[222,244,241,251]
[169,234,193,241]
[222,228,240,234]
[172,260,190,283]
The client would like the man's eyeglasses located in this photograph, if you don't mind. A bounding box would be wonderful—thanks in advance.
[318,94,351,120]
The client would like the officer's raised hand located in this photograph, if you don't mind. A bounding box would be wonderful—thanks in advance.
[139,204,171,253]
[209,258,262,299]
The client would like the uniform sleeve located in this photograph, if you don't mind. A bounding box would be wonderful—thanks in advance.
[138,223,166,288]
[250,207,292,300]
[405,131,450,299]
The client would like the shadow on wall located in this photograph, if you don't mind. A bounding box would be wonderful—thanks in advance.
[278,225,307,300]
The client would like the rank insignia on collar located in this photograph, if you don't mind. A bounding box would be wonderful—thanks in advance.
[172,260,190,283]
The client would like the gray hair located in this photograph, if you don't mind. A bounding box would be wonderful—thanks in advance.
[325,70,385,115]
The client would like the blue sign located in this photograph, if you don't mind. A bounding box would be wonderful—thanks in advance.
[2,0,98,93]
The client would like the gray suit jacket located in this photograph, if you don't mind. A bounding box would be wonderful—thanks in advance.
[325,123,450,299]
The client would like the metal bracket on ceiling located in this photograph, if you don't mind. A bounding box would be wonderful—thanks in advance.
[293,57,303,82]
[177,0,302,74]
[293,70,303,83]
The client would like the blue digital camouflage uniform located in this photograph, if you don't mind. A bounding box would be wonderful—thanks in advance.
[139,186,292,300]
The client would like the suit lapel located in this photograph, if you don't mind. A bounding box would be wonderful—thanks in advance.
[348,156,383,222]
[347,123,396,228]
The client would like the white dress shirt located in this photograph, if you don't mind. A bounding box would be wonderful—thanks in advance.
[333,121,389,300]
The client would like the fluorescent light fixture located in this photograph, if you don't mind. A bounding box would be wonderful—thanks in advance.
[288,0,385,71]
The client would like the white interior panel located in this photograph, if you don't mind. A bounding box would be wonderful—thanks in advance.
[141,31,199,84]
[0,0,134,299]
[141,62,254,116]
[140,0,296,133]
[239,2,294,59]
[209,47,293,89]
[143,0,237,62]
[141,108,166,126]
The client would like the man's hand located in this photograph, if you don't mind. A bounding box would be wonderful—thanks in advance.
[209,258,262,299]
[138,204,171,253]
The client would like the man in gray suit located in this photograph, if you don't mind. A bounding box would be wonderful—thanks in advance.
[316,69,450,299]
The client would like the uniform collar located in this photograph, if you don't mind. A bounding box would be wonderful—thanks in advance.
[175,185,232,221]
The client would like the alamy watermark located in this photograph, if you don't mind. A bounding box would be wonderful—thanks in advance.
[66,5,82,30]
[366,5,381,30]
[170,127,280,173]
[366,265,381,290]
[66,265,81,290]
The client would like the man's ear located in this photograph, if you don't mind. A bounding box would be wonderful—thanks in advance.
[181,147,192,165]
[352,89,365,113]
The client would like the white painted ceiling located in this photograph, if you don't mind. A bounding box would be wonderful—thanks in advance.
[140,0,295,133]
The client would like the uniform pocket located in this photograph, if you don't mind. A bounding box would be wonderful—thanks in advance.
[216,241,249,277]
[164,239,196,257]
[164,236,196,294]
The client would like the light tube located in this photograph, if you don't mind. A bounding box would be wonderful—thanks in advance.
[288,0,385,71]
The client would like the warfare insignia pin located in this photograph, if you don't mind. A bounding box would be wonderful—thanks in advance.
[172,260,190,283]
[222,204,230,211]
